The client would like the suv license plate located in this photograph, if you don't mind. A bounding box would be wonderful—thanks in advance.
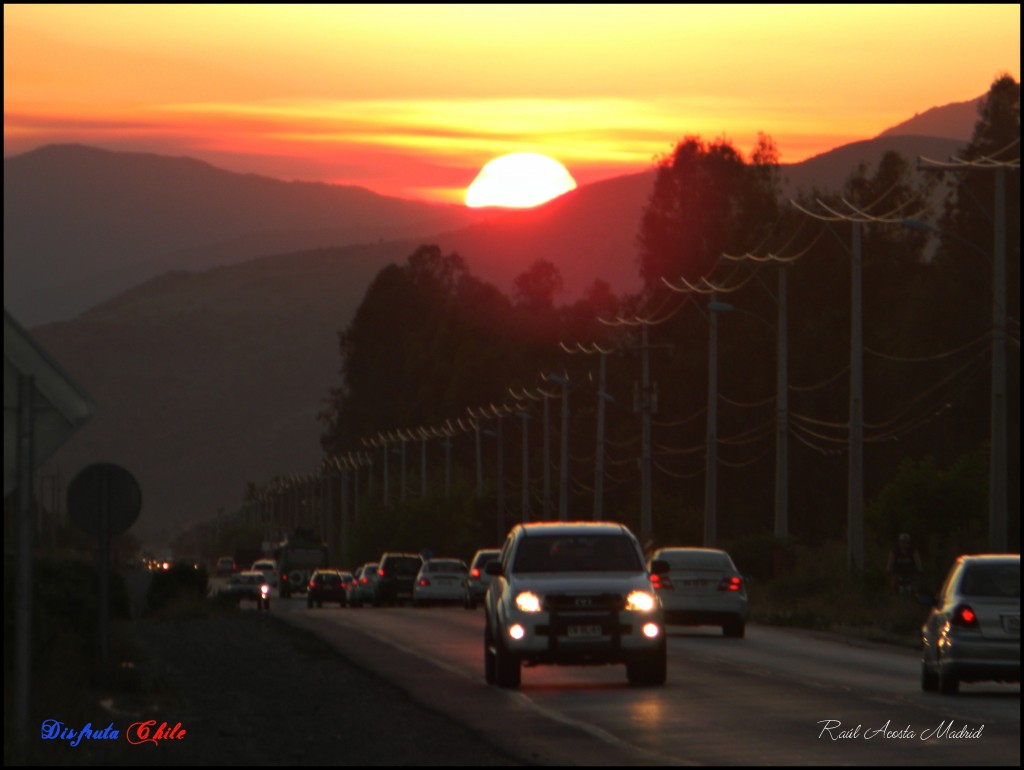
[567,625,602,638]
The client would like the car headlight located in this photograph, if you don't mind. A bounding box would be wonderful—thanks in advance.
[625,590,656,612]
[515,591,542,613]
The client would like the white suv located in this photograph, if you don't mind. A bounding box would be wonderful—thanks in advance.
[484,521,669,688]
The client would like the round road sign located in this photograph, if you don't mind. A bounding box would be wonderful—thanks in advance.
[67,462,142,537]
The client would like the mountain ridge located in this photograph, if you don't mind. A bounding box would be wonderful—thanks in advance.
[11,96,981,546]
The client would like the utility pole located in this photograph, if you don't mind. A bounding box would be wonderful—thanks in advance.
[561,342,613,522]
[543,391,552,520]
[382,438,390,507]
[442,428,453,498]
[705,298,733,547]
[639,324,653,549]
[419,429,427,498]
[916,157,1014,551]
[545,373,571,521]
[495,409,506,540]
[474,415,484,499]
[399,432,408,503]
[775,264,790,544]
[594,350,608,521]
[791,200,875,573]
[848,223,865,573]
[517,408,531,523]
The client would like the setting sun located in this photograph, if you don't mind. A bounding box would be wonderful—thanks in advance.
[465,153,578,208]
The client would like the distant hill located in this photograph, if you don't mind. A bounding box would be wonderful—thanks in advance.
[879,95,984,140]
[3,144,486,325]
[12,97,982,546]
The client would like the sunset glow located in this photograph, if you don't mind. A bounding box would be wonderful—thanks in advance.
[466,153,577,208]
[4,4,1019,203]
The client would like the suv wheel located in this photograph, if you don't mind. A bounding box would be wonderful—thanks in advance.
[626,638,667,686]
[483,623,496,684]
[938,655,959,695]
[921,660,939,692]
[723,618,745,638]
[494,626,521,689]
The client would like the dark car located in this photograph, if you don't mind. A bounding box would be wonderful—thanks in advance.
[347,563,379,607]
[307,569,347,608]
[464,548,501,609]
[375,553,423,606]
[215,556,237,577]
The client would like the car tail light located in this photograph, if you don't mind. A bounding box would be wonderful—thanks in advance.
[361,576,368,584]
[650,573,674,590]
[952,604,980,629]
[718,576,743,592]
[419,578,430,587]
[471,568,481,579]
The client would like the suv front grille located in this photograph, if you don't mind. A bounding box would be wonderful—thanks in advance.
[543,593,624,611]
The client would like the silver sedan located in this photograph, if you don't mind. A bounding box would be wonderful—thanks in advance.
[921,553,1020,694]
[647,547,748,638]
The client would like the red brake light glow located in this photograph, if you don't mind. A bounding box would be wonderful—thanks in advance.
[718,576,743,592]
[952,604,980,629]
[471,568,481,578]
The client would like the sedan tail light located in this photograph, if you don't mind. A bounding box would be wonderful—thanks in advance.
[471,568,481,579]
[718,576,743,592]
[650,573,674,590]
[419,578,430,587]
[951,604,980,629]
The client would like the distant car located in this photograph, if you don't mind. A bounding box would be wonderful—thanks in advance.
[339,571,356,599]
[307,569,347,608]
[375,553,423,606]
[484,521,668,689]
[222,570,270,610]
[921,554,1020,694]
[251,559,279,589]
[413,558,468,606]
[215,556,237,577]
[464,548,500,609]
[647,547,748,638]
[348,563,379,607]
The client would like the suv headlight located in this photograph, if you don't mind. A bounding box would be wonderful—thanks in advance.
[515,591,542,613]
[625,590,656,612]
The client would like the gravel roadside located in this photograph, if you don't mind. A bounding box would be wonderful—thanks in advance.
[24,610,524,766]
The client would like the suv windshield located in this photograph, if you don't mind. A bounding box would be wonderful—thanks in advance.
[384,557,421,576]
[512,534,642,573]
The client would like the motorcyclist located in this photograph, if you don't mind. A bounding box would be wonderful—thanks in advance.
[886,533,923,595]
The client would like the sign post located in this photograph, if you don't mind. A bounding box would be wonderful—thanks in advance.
[68,462,142,686]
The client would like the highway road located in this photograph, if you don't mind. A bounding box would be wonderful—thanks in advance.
[268,597,1020,766]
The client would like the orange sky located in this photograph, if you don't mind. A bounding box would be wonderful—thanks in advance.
[4,4,1020,204]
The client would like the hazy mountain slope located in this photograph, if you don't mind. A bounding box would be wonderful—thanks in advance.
[32,241,414,545]
[879,96,983,140]
[779,135,966,196]
[435,170,655,300]
[3,144,484,325]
